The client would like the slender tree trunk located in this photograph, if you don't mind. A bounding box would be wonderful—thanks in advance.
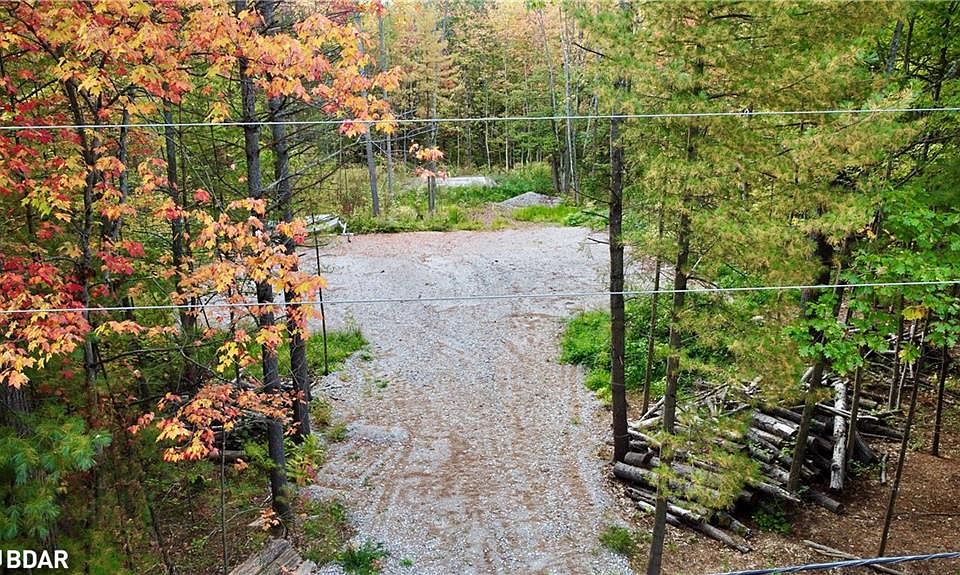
[355,16,380,216]
[903,14,915,77]
[238,3,291,524]
[559,7,578,202]
[846,357,864,465]
[879,320,929,555]
[377,14,393,203]
[890,294,905,409]
[501,41,510,171]
[642,204,664,413]
[164,104,197,391]
[63,78,105,566]
[649,129,694,575]
[885,20,904,75]
[264,6,310,442]
[787,231,834,493]
[931,344,950,456]
[609,113,628,464]
[535,9,564,195]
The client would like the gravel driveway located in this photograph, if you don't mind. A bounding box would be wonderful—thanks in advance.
[302,227,635,575]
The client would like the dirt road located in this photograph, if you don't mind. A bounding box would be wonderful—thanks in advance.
[303,227,635,574]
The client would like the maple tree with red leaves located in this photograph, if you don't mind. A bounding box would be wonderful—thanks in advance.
[0,0,396,561]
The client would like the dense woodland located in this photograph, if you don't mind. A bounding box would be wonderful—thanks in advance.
[0,0,959,573]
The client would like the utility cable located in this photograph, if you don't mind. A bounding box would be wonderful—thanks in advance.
[1,279,958,316]
[709,550,960,575]
[1,107,959,132]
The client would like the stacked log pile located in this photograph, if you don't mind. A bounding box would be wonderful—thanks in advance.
[614,381,904,551]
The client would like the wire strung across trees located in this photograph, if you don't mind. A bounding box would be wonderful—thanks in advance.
[1,106,960,131]
[709,550,960,575]
[0,279,958,315]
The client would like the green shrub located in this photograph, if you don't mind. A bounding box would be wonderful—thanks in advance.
[310,397,333,428]
[752,501,792,534]
[599,525,639,557]
[338,540,388,574]
[562,207,608,229]
[325,422,348,443]
[496,163,554,196]
[560,293,742,400]
[287,434,326,485]
[346,206,482,233]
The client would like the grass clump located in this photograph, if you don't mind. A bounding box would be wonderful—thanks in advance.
[512,204,578,223]
[338,540,389,574]
[560,294,738,401]
[325,421,348,443]
[510,202,608,228]
[317,327,367,372]
[245,327,366,381]
[599,525,640,557]
[300,499,351,565]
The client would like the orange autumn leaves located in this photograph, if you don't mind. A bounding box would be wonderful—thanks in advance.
[0,1,395,461]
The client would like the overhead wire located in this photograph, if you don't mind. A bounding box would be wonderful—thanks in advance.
[2,279,958,315]
[2,107,960,132]
[708,550,960,575]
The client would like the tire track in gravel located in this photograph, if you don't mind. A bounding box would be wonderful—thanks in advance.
[303,227,635,575]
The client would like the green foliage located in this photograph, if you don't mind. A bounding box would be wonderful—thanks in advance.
[561,295,744,398]
[752,501,793,535]
[337,540,388,574]
[246,327,366,381]
[494,163,554,197]
[347,206,483,234]
[562,207,608,229]
[598,525,639,557]
[512,204,578,223]
[316,328,368,372]
[0,407,111,541]
[310,397,333,428]
[287,434,326,486]
[241,440,274,472]
[301,499,351,566]
[325,422,348,443]
[560,310,610,368]
[396,184,513,207]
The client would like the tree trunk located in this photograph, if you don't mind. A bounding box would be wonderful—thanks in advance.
[845,359,864,465]
[903,15,915,77]
[535,9,564,195]
[264,7,310,443]
[648,124,694,575]
[559,7,578,202]
[238,3,291,525]
[642,204,664,413]
[889,294,905,409]
[878,319,929,556]
[830,377,847,491]
[355,16,379,217]
[662,207,690,436]
[377,14,393,203]
[931,344,950,456]
[609,113,628,464]
[163,104,198,392]
[885,20,904,75]
[787,233,834,493]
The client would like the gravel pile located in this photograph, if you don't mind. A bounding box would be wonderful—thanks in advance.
[497,191,562,208]
[302,227,635,575]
